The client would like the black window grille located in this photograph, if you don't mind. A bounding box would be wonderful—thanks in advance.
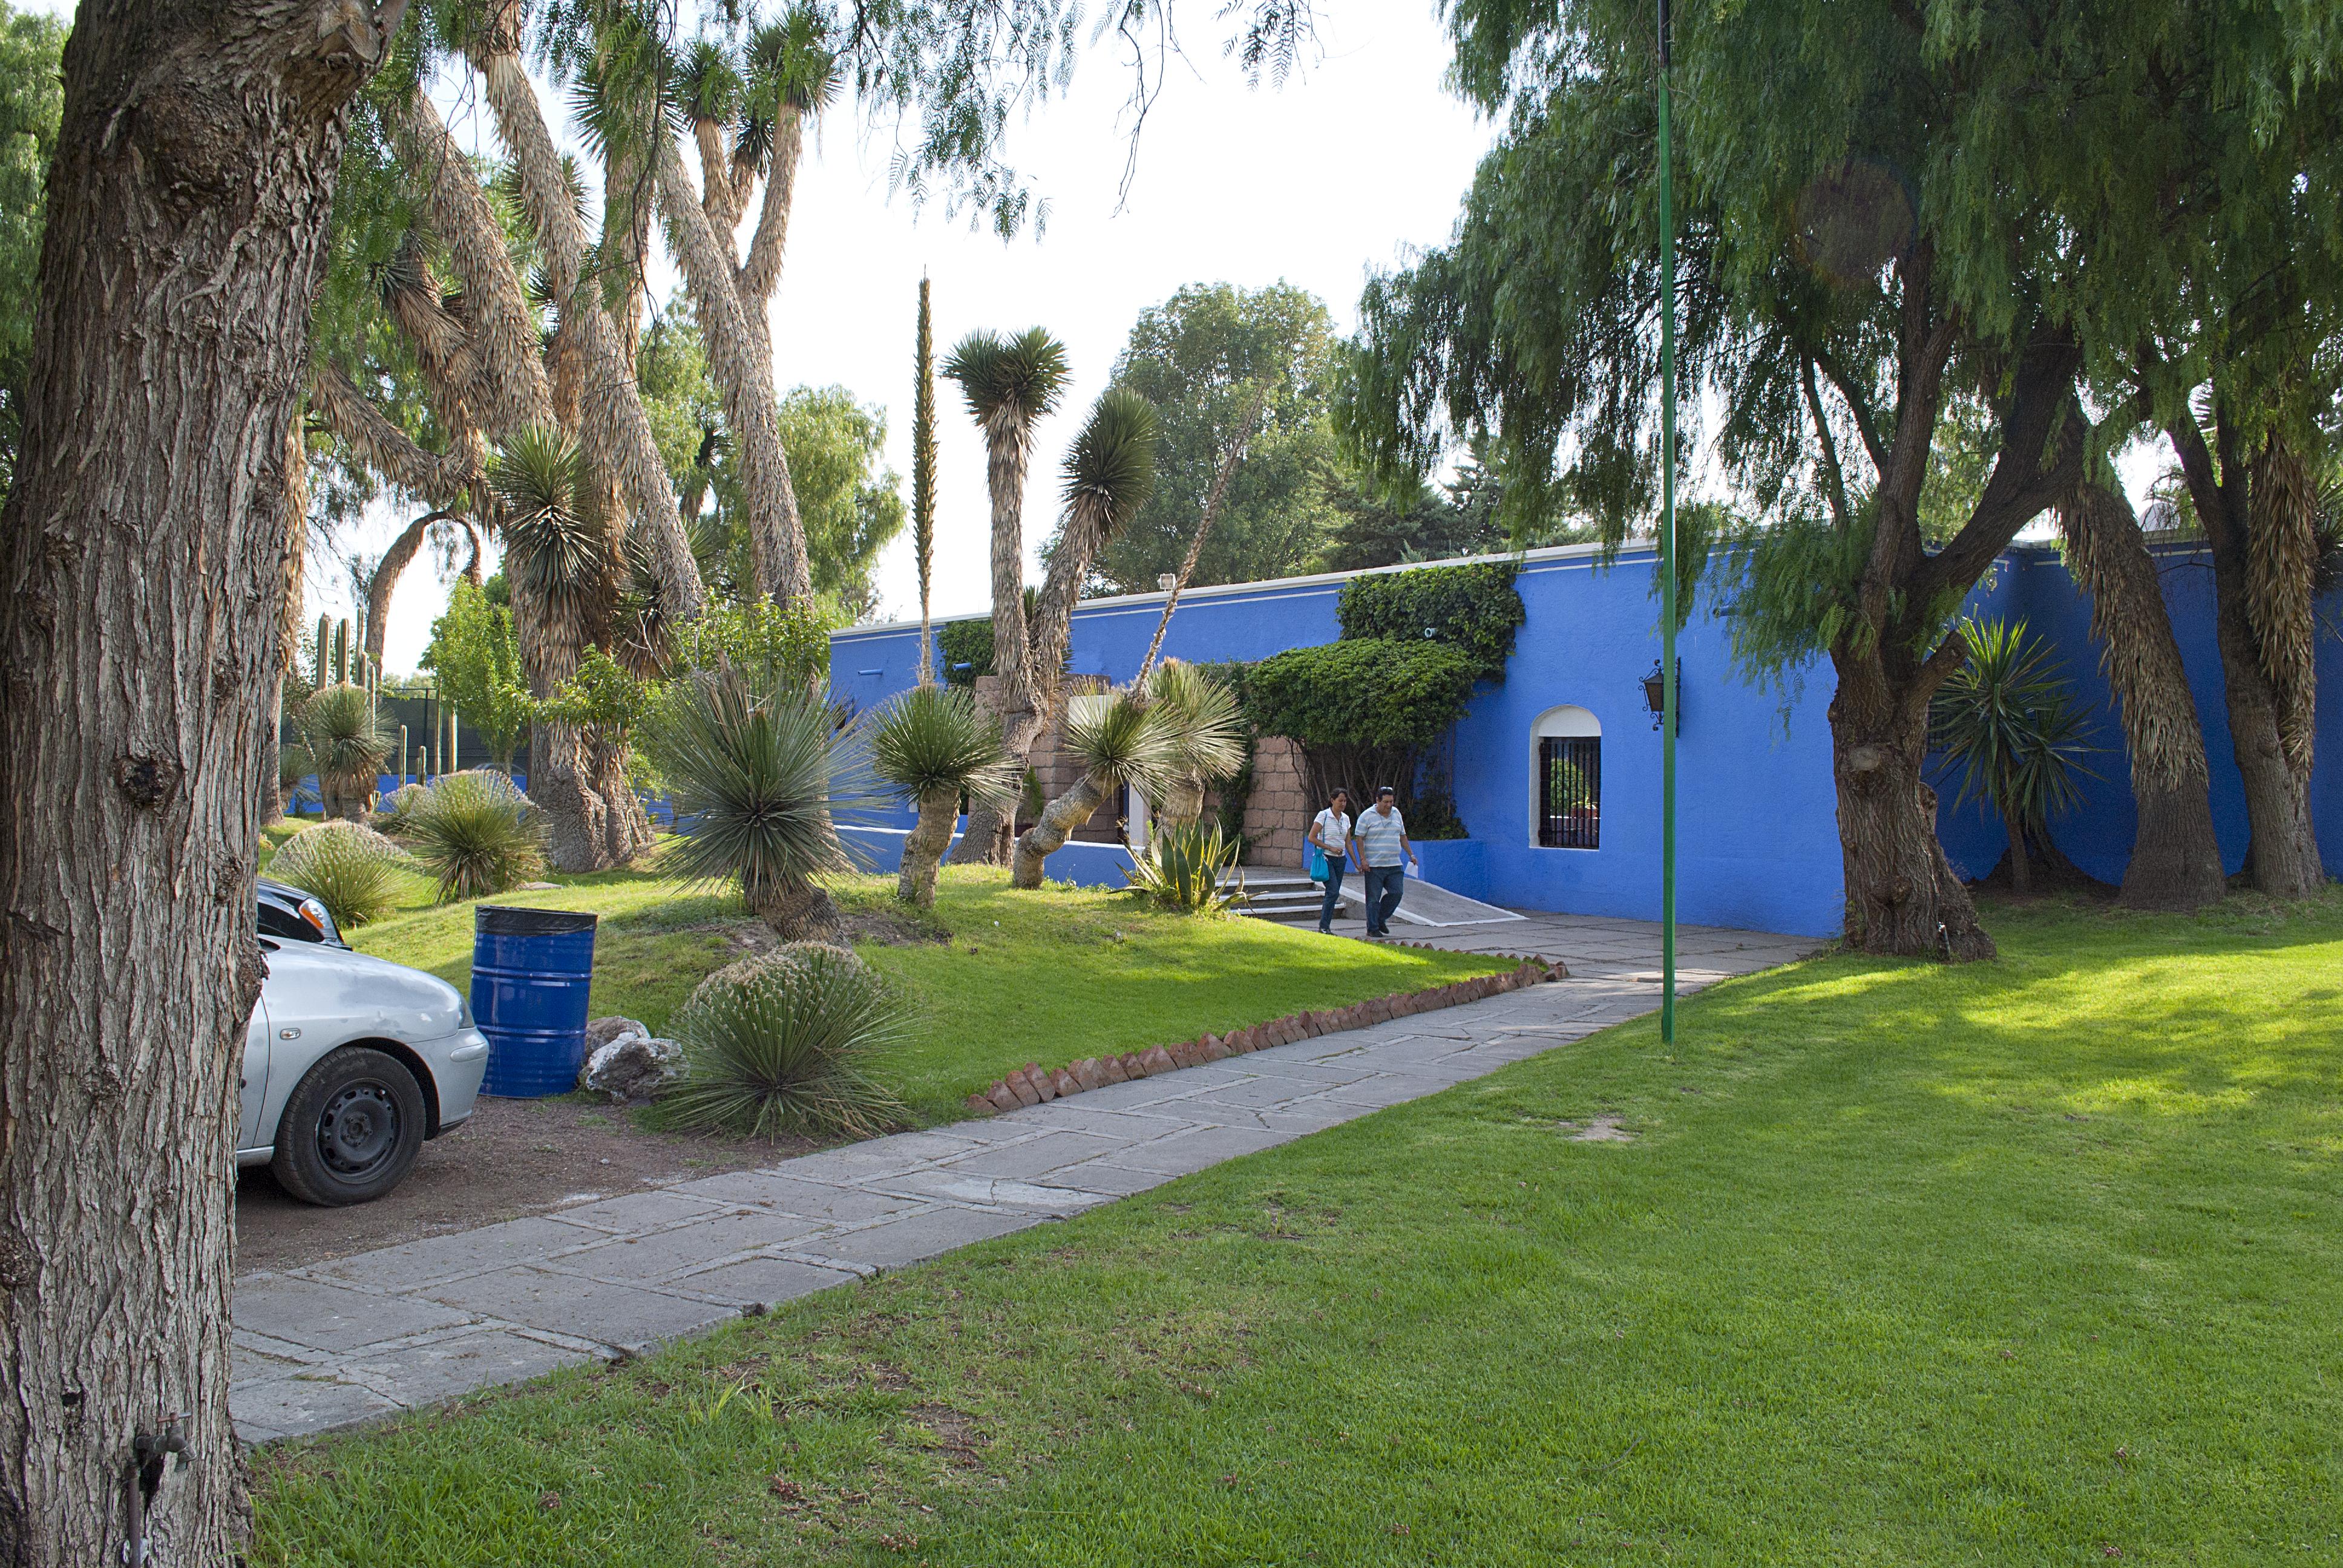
[1539,736,1601,849]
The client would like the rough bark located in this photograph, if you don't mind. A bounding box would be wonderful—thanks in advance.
[948,427,1041,867]
[899,785,959,907]
[654,135,807,602]
[0,2,394,1563]
[362,510,461,670]
[949,800,1014,867]
[2057,482,2225,910]
[2168,414,2325,897]
[263,418,310,824]
[1012,774,1108,889]
[1810,284,2081,958]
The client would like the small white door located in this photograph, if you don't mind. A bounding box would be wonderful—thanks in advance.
[240,998,272,1150]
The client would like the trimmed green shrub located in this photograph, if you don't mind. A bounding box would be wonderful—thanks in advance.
[1336,560,1524,682]
[405,771,544,903]
[654,944,906,1140]
[1244,639,1477,749]
[267,820,408,928]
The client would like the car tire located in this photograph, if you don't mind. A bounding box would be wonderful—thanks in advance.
[269,1047,427,1206]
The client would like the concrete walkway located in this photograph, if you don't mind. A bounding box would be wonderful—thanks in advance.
[231,913,1820,1443]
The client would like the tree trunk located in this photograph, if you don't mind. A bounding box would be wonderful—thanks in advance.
[1828,653,1997,960]
[949,800,1011,867]
[2168,416,2325,897]
[2056,482,2225,910]
[591,737,654,866]
[753,874,840,939]
[1158,773,1207,828]
[362,509,458,670]
[899,786,958,907]
[263,417,310,825]
[0,3,392,1563]
[2002,811,2031,894]
[532,720,611,874]
[654,137,808,603]
[1012,774,1108,889]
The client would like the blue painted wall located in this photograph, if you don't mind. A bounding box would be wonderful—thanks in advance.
[831,543,2341,938]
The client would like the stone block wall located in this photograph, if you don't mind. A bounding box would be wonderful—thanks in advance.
[1242,736,1309,869]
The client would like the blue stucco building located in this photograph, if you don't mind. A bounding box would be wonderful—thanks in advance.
[830,542,2341,939]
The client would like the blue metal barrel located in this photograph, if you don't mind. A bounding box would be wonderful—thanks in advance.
[471,905,599,1097]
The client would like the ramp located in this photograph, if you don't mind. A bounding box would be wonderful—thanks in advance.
[1337,875,1524,928]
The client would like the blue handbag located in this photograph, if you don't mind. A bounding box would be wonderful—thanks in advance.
[1306,843,1329,882]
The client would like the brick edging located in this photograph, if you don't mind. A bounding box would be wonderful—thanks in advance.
[963,949,1569,1114]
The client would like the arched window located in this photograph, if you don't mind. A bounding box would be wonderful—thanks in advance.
[1533,705,1601,849]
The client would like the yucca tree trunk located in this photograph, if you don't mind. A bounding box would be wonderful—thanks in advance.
[1158,772,1207,828]
[263,417,310,825]
[2168,414,2325,897]
[899,785,960,907]
[2057,482,2226,909]
[949,429,1041,869]
[0,2,393,1560]
[654,136,807,602]
[468,8,706,621]
[362,509,459,670]
[1012,774,1108,889]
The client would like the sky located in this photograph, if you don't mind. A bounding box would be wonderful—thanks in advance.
[341,4,1502,675]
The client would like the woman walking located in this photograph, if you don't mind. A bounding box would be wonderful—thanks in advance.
[1306,787,1355,935]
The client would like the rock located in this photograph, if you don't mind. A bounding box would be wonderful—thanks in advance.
[585,1016,649,1053]
[579,1031,685,1103]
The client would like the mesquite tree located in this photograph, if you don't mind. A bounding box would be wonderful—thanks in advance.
[0,5,401,1562]
[1347,0,2141,958]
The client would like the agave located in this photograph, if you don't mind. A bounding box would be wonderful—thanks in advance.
[654,944,905,1140]
[405,771,545,903]
[1124,819,1242,914]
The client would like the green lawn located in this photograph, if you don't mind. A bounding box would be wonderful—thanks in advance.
[251,892,2343,1565]
[303,839,1512,1123]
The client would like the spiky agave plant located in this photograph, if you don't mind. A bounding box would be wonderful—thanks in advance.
[406,771,545,903]
[293,683,395,821]
[1123,819,1243,914]
[652,671,858,935]
[1145,658,1247,826]
[1011,685,1178,889]
[1928,618,2099,894]
[868,685,1017,907]
[654,944,905,1140]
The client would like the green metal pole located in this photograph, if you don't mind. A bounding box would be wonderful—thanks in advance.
[1656,0,1679,1044]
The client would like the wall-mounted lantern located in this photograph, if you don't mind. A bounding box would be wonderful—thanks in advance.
[1640,658,1680,734]
[1157,573,1178,592]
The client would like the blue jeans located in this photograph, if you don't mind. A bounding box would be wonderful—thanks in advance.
[1316,860,1346,930]
[1363,864,1406,935]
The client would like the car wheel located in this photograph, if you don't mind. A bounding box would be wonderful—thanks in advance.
[269,1047,427,1206]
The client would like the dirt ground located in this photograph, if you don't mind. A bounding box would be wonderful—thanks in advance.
[235,1096,806,1274]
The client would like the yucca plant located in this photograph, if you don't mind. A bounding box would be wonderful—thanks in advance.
[1124,819,1242,913]
[276,742,317,814]
[1145,659,1247,826]
[1928,617,2099,894]
[267,820,408,929]
[293,683,394,821]
[406,771,545,903]
[654,944,905,1140]
[1011,685,1177,888]
[650,671,859,935]
[868,684,1017,908]
[375,782,428,834]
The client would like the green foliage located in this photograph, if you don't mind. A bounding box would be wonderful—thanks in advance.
[1336,560,1525,683]
[936,616,994,688]
[1062,687,1178,799]
[1082,281,1349,595]
[649,673,856,912]
[293,684,395,789]
[867,684,1016,803]
[1123,820,1242,913]
[777,387,906,619]
[1244,639,1478,751]
[1146,658,1247,788]
[404,772,545,903]
[664,596,834,690]
[1928,618,2099,842]
[942,326,1072,432]
[654,946,905,1140]
[1060,387,1162,528]
[268,821,408,929]
[375,782,428,833]
[0,2,62,490]
[539,647,651,740]
[421,581,533,771]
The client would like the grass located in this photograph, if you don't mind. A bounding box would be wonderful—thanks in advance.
[289,831,1511,1123]
[250,891,2343,1565]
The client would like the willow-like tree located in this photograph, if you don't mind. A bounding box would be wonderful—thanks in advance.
[0,5,402,1561]
[1345,0,2189,959]
[943,326,1072,864]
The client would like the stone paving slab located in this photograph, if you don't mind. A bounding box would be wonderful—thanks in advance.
[231,911,1818,1443]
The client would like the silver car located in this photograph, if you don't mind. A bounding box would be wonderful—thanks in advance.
[243,877,491,1204]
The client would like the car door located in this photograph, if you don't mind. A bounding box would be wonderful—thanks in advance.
[241,984,273,1152]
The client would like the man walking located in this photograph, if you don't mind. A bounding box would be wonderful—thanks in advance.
[1354,785,1417,939]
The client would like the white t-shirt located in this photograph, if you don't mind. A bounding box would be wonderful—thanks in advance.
[1311,808,1352,854]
